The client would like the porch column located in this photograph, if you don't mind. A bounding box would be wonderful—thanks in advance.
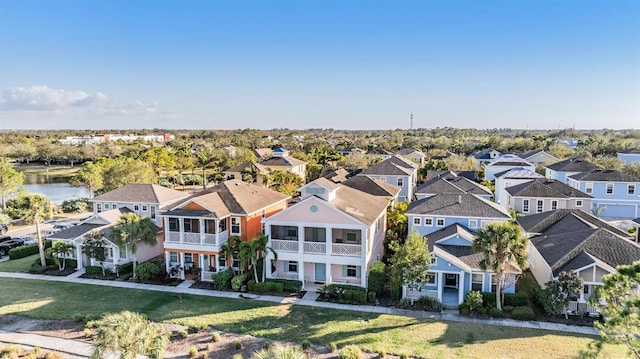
[361,261,367,288]
[76,244,83,270]
[199,219,205,245]
[179,252,185,280]
[437,272,443,303]
[198,254,205,281]
[579,285,586,302]
[299,261,305,290]
[164,252,171,272]
[163,217,170,242]
[179,218,185,243]
[113,246,120,268]
[458,270,465,304]
[325,226,332,255]
[214,219,220,245]
[328,262,333,284]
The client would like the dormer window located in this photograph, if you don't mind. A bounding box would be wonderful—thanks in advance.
[306,187,325,195]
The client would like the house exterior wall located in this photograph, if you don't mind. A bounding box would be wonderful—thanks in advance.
[545,169,582,184]
[508,196,592,214]
[525,152,559,166]
[568,179,640,218]
[495,177,537,207]
[408,215,509,237]
[92,200,170,227]
[366,174,413,202]
[527,243,553,288]
[617,152,640,164]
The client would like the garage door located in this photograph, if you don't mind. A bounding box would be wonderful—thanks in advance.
[599,204,637,219]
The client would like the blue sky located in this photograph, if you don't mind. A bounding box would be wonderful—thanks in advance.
[0,1,638,130]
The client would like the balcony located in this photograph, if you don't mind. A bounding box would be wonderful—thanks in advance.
[331,243,362,256]
[271,239,299,252]
[166,230,228,246]
[303,242,326,254]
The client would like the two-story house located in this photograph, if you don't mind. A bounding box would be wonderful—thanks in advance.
[415,172,493,201]
[258,148,307,181]
[472,149,501,168]
[567,169,640,219]
[357,155,418,202]
[494,167,544,208]
[397,148,425,166]
[161,180,290,281]
[484,155,535,181]
[518,209,640,312]
[263,178,389,289]
[545,158,598,184]
[341,175,401,205]
[406,193,512,238]
[518,150,560,167]
[505,178,592,215]
[617,149,640,164]
[50,183,190,271]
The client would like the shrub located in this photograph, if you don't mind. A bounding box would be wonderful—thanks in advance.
[189,322,208,333]
[377,348,387,357]
[72,313,84,322]
[489,307,504,318]
[234,339,242,350]
[116,262,134,276]
[330,343,338,352]
[253,343,307,359]
[512,306,535,320]
[344,290,354,301]
[85,266,103,276]
[189,346,198,358]
[24,353,38,359]
[465,291,483,311]
[367,261,386,296]
[368,291,376,303]
[459,302,471,315]
[60,198,90,213]
[338,345,361,359]
[177,329,188,339]
[481,292,497,309]
[0,345,21,355]
[212,332,221,342]
[476,306,487,315]
[9,240,51,259]
[390,277,402,300]
[250,281,284,293]
[353,291,367,304]
[265,278,303,292]
[417,296,442,311]
[33,347,42,357]
[85,314,94,322]
[135,262,160,281]
[301,340,311,350]
[44,352,64,359]
[231,273,249,291]
[504,291,529,307]
[211,268,234,290]
[502,305,515,312]
[400,353,409,359]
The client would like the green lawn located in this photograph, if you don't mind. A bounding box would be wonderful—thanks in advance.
[0,254,38,273]
[0,278,627,358]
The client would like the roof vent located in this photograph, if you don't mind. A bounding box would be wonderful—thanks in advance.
[458,195,462,204]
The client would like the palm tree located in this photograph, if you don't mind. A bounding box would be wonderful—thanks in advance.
[255,233,277,282]
[221,236,241,274]
[22,194,53,267]
[51,241,76,270]
[472,221,528,311]
[194,150,218,189]
[108,212,158,279]
[238,240,254,277]
[91,310,169,359]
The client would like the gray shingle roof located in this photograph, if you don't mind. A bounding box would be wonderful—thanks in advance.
[516,209,630,238]
[342,175,401,197]
[259,156,306,167]
[92,184,189,204]
[406,193,511,219]
[426,223,475,244]
[546,158,598,172]
[359,160,414,176]
[437,244,485,269]
[505,179,592,198]
[569,169,640,182]
[48,223,104,240]
[417,174,492,196]
[494,167,544,179]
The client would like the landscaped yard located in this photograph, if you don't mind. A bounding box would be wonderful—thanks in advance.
[0,254,38,273]
[0,278,627,358]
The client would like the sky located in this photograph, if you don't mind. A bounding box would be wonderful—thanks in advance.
[0,1,639,130]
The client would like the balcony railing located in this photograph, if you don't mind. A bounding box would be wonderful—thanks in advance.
[331,243,362,256]
[272,239,299,252]
[166,231,228,246]
[303,242,326,254]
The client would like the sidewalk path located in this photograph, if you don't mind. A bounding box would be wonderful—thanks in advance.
[0,271,598,336]
[0,329,91,359]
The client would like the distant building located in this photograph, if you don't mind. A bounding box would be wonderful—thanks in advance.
[617,149,640,164]
[59,133,174,145]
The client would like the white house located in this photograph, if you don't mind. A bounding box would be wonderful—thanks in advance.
[484,155,535,181]
[494,167,544,208]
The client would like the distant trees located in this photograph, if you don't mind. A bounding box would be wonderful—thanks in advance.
[0,157,24,212]
[71,157,157,195]
[260,170,304,196]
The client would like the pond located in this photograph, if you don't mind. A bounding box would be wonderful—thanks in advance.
[22,174,91,204]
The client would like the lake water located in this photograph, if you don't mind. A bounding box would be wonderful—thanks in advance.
[22,175,91,204]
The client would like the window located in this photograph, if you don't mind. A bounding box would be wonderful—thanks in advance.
[142,205,148,211]
[468,219,478,229]
[218,254,226,267]
[430,257,437,265]
[397,177,404,186]
[134,205,139,211]
[104,203,110,210]
[345,230,359,243]
[523,199,530,213]
[606,183,614,194]
[231,217,241,235]
[490,275,498,293]
[585,183,593,194]
[425,272,436,285]
[537,200,544,213]
[424,218,433,226]
[287,261,298,273]
[472,273,483,291]
[306,187,325,195]
[119,246,127,259]
[184,253,193,264]
[169,252,178,263]
[436,218,445,227]
[551,200,558,210]
[96,203,102,213]
[205,220,216,234]
[218,219,227,232]
[576,200,583,207]
[232,257,241,269]
[346,265,358,277]
[150,206,156,219]
[168,218,179,231]
[629,184,636,195]
[413,217,421,226]
[183,218,199,233]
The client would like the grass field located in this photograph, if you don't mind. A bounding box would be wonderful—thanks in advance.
[13,164,80,177]
[0,254,38,273]
[0,278,627,358]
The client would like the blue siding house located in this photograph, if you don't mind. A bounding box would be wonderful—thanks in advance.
[567,169,640,219]
[357,155,418,202]
[617,149,640,164]
[545,158,599,184]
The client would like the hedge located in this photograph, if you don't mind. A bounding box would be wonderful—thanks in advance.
[322,283,367,297]
[504,291,529,307]
[8,240,52,259]
[211,268,234,290]
[265,278,302,292]
[116,262,134,276]
[85,266,103,275]
[231,273,249,291]
[489,307,504,318]
[367,261,386,296]
[511,306,535,320]
[247,280,284,293]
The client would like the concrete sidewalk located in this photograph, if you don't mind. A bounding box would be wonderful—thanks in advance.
[0,329,91,359]
[0,271,599,336]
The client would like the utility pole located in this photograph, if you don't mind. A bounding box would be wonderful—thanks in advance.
[410,112,413,130]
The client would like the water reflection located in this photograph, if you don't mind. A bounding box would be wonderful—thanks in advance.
[22,175,90,204]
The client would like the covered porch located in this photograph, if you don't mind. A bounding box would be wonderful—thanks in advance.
[268,260,365,289]
[165,250,229,281]
[404,271,467,309]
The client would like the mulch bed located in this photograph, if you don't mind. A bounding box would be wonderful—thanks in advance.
[189,281,306,298]
[40,267,76,276]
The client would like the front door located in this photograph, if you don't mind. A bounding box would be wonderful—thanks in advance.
[445,273,458,288]
[314,263,326,283]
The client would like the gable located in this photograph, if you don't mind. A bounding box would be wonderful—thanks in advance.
[437,234,473,247]
[264,197,364,226]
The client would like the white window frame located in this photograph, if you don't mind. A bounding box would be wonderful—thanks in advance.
[536,200,544,213]
[346,265,358,277]
[425,272,436,285]
[142,205,148,212]
[606,183,614,195]
[523,199,530,213]
[551,200,558,210]
[413,217,421,226]
[424,218,433,226]
[134,205,139,211]
[96,203,102,213]
[585,183,593,194]
[230,217,241,235]
[430,256,437,266]
[628,184,636,195]
[169,252,178,264]
[397,177,404,187]
[471,273,484,291]
[576,200,583,207]
[287,261,298,273]
[468,219,478,229]
[436,218,445,227]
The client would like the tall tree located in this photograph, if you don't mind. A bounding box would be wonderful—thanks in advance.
[108,212,158,279]
[221,236,241,274]
[102,157,157,192]
[592,261,640,358]
[0,157,24,212]
[194,149,218,189]
[472,221,528,311]
[261,170,304,196]
[256,233,277,282]
[82,231,109,276]
[543,271,584,319]
[389,231,432,305]
[70,161,104,198]
[22,194,53,267]
[91,311,169,359]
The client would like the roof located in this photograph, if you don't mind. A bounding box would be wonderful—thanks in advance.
[618,148,640,154]
[416,173,492,197]
[342,175,401,197]
[48,223,103,240]
[398,148,424,156]
[319,168,351,183]
[546,158,598,172]
[505,179,592,198]
[359,156,416,176]
[253,148,273,159]
[473,149,500,160]
[519,150,543,159]
[406,193,511,219]
[328,184,389,226]
[485,155,533,168]
[494,167,544,179]
[259,156,306,167]
[568,169,640,182]
[92,184,189,204]
[516,209,630,238]
[368,147,394,156]
[168,179,290,217]
[426,223,475,244]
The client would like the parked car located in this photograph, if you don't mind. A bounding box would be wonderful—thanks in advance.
[0,239,25,256]
[53,224,72,230]
[0,235,12,244]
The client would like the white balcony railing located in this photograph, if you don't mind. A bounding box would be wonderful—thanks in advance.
[203,234,216,245]
[168,232,181,243]
[272,240,299,252]
[166,231,226,246]
[183,232,200,244]
[331,243,362,256]
[304,242,326,254]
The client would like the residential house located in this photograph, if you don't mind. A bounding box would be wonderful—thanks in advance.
[263,178,389,289]
[518,150,560,167]
[258,148,307,181]
[472,149,501,168]
[632,217,640,243]
[222,146,237,157]
[494,167,544,207]
[403,224,519,307]
[406,193,512,238]
[367,147,394,161]
[505,178,592,215]
[253,148,273,160]
[161,179,290,281]
[567,169,640,218]
[397,148,425,166]
[484,155,535,181]
[319,167,352,183]
[223,161,268,182]
[617,149,640,164]
[357,155,418,202]
[337,147,367,157]
[415,172,493,201]
[517,209,640,311]
[545,158,598,184]
[342,175,401,205]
